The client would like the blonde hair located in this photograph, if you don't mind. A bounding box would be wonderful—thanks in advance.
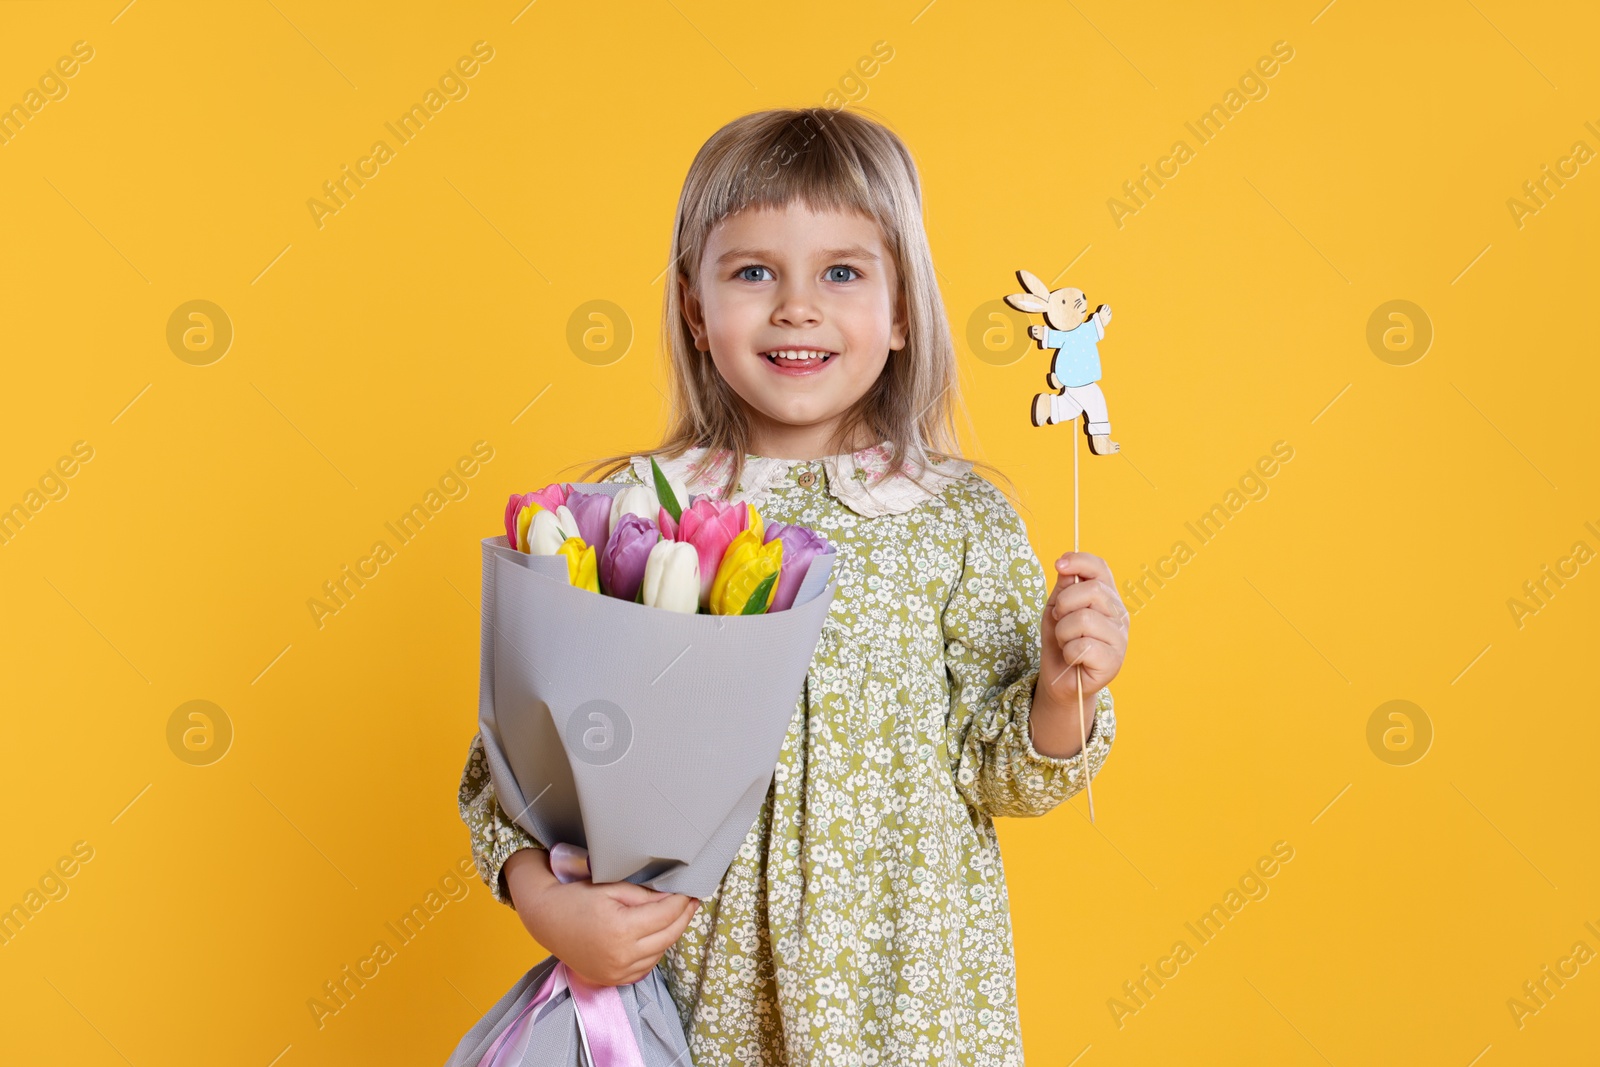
[576,106,1011,503]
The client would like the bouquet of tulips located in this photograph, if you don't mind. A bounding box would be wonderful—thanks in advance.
[504,457,833,617]
[446,458,839,1067]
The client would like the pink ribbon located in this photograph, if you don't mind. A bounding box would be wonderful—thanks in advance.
[480,844,647,1067]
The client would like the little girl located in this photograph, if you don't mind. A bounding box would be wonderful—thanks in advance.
[459,106,1129,1065]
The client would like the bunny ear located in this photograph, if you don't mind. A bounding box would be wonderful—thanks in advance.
[1017,269,1051,300]
[1005,293,1048,313]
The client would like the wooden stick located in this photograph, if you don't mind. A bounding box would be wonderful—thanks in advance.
[1074,419,1095,823]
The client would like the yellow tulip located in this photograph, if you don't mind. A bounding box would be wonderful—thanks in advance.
[515,503,540,551]
[708,528,758,612]
[709,528,783,615]
[556,536,599,593]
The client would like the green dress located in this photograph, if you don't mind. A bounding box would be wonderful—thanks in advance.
[458,440,1117,1065]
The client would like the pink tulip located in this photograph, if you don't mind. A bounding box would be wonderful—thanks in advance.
[504,483,571,545]
[657,505,679,542]
[529,483,571,513]
[676,499,756,609]
[504,493,533,545]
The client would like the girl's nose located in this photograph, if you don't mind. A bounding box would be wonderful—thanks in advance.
[771,282,822,326]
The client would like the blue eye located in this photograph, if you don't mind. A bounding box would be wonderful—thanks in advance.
[826,266,859,283]
[737,265,773,282]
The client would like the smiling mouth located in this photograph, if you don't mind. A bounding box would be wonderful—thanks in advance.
[762,349,836,365]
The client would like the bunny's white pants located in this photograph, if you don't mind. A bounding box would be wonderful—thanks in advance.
[1050,383,1111,435]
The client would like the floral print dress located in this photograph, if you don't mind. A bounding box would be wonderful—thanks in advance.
[458,440,1117,1066]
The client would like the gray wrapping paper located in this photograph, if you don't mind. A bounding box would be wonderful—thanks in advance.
[447,483,837,1065]
[475,484,837,896]
[443,955,691,1067]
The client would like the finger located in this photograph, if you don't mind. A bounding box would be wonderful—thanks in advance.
[635,897,700,955]
[616,892,693,934]
[1049,604,1126,646]
[1053,551,1113,587]
[1049,639,1113,687]
[1049,614,1126,655]
[621,947,678,984]
[601,882,673,907]
[1041,649,1104,695]
[1049,582,1129,631]
[1047,578,1120,622]
[1049,633,1126,684]
[1042,638,1108,686]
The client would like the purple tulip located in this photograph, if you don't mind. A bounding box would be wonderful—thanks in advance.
[564,490,615,560]
[762,522,831,612]
[599,513,660,602]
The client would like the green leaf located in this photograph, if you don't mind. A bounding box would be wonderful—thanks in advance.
[740,571,777,615]
[635,581,645,604]
[651,455,683,523]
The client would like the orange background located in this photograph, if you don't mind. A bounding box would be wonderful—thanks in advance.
[1,1,1596,1063]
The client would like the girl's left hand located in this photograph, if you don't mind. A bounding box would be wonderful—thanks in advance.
[1038,551,1129,708]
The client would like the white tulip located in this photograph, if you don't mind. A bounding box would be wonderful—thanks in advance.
[609,485,660,536]
[527,506,581,556]
[641,540,700,614]
[555,504,583,539]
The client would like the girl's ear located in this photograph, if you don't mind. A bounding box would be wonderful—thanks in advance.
[889,288,909,352]
[679,273,708,351]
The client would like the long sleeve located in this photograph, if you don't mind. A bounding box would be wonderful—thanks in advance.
[943,479,1116,819]
[458,731,546,907]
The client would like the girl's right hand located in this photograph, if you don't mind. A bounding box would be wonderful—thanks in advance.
[503,847,700,987]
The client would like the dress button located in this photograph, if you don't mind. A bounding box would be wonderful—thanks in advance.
[797,469,816,487]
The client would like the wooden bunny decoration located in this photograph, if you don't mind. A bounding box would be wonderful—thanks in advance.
[1005,269,1121,455]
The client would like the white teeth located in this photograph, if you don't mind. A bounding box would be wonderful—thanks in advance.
[764,349,832,362]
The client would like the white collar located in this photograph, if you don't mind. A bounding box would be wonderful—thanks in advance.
[628,439,974,518]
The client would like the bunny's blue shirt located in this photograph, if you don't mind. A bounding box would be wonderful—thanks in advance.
[1044,315,1105,387]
